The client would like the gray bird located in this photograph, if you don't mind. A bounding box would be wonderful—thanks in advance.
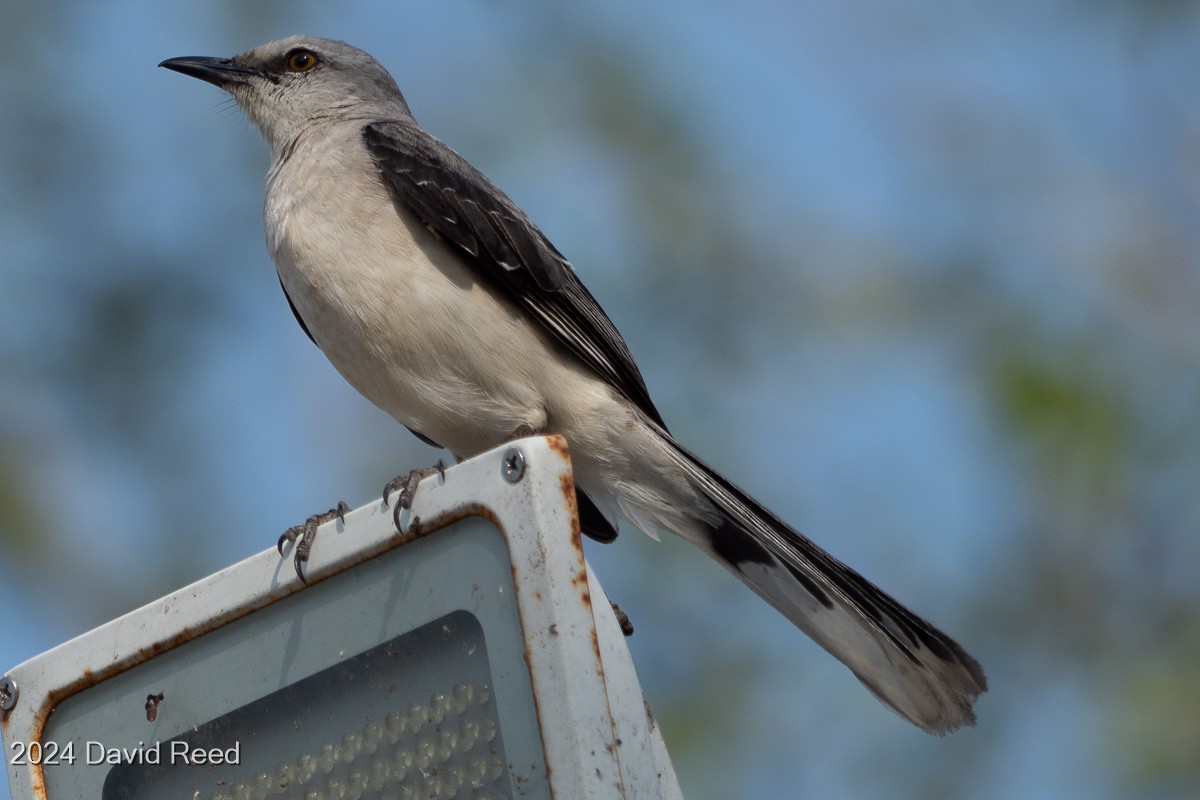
[160,36,985,734]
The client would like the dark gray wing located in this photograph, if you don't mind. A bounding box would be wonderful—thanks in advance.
[362,120,666,429]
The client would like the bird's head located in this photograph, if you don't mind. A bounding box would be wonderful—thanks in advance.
[160,36,412,154]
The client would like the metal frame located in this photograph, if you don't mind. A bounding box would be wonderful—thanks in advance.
[2,435,681,799]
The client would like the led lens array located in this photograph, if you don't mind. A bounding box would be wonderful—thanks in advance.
[207,682,504,800]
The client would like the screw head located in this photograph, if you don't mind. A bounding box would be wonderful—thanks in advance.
[501,447,526,483]
[0,675,17,711]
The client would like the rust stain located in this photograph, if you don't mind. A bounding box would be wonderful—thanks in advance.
[590,627,603,666]
[559,472,584,553]
[144,692,164,723]
[559,472,577,511]
[546,434,571,462]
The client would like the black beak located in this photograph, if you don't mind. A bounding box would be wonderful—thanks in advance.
[158,56,256,87]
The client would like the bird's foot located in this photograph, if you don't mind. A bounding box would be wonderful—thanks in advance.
[611,603,634,637]
[382,459,447,531]
[277,501,349,583]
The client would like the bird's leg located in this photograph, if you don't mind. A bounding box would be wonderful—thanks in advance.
[382,459,447,531]
[277,501,349,583]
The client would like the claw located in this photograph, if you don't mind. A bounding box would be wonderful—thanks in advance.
[278,526,298,556]
[384,461,447,532]
[277,503,348,583]
[382,459,447,508]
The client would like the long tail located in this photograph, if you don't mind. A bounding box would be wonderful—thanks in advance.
[660,435,987,734]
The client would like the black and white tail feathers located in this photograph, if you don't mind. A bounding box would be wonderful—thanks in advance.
[663,435,986,734]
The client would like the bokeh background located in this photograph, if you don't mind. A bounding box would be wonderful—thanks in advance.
[3,1,1199,798]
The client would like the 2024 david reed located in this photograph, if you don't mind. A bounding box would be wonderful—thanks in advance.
[8,740,240,766]
[160,36,987,734]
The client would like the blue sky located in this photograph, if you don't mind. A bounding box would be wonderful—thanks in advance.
[3,2,1199,798]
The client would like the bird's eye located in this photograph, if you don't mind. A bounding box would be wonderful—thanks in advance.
[286,49,318,73]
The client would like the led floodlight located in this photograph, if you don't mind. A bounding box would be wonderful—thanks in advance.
[2,436,680,800]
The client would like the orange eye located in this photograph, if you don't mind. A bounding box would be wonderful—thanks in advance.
[286,49,318,73]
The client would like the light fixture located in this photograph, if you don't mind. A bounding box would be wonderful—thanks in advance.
[2,436,680,799]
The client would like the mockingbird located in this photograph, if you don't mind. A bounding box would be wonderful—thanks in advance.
[161,36,985,733]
